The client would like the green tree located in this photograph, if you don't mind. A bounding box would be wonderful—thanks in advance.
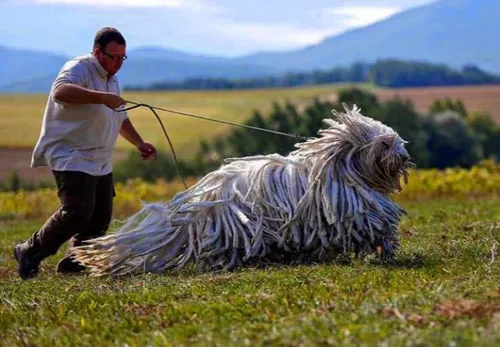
[423,111,483,169]
[467,111,500,160]
[429,98,467,118]
[337,87,380,116]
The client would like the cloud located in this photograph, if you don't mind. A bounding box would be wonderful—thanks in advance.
[214,5,403,52]
[213,22,343,51]
[325,6,400,27]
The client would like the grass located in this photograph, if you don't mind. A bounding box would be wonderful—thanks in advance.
[0,83,368,156]
[0,197,499,346]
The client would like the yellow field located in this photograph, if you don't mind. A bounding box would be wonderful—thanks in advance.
[0,84,362,156]
[1,160,498,220]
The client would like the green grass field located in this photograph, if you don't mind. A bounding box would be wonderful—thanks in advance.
[0,84,368,156]
[1,198,498,346]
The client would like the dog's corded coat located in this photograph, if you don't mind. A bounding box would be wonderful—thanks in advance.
[74,104,412,276]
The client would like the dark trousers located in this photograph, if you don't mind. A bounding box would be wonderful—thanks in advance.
[26,170,115,258]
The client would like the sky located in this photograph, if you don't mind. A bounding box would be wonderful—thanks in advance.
[0,0,436,57]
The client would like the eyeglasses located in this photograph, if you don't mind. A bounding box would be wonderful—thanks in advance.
[101,49,128,61]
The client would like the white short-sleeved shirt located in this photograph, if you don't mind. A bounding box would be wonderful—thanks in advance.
[31,54,128,176]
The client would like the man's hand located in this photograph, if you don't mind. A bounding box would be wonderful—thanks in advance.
[138,142,158,161]
[102,93,126,110]
[119,119,156,160]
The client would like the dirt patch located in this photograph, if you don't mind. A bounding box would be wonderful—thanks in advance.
[435,299,500,320]
[374,85,500,123]
[323,85,500,123]
[0,266,16,279]
[381,307,426,326]
[125,303,167,318]
[0,148,129,183]
[202,273,235,285]
[381,296,500,327]
[123,303,196,327]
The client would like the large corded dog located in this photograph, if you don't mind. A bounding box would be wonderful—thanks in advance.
[74,104,413,276]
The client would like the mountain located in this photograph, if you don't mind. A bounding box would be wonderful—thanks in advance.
[235,0,500,73]
[129,47,226,63]
[120,50,277,86]
[2,0,500,92]
[0,46,277,92]
[0,75,58,93]
[0,46,67,89]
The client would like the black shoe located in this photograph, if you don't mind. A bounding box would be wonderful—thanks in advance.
[56,255,86,274]
[13,244,42,280]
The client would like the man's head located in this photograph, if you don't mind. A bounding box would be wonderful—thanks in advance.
[92,27,127,77]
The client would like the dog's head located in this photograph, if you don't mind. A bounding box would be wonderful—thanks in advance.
[295,103,413,194]
[331,103,413,194]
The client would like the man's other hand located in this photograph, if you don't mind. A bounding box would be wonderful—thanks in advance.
[138,142,158,161]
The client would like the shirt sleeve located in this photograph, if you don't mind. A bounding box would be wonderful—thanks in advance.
[51,60,89,104]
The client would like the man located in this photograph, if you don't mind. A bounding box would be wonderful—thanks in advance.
[13,27,158,280]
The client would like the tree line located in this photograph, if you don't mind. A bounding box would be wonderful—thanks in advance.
[125,60,500,91]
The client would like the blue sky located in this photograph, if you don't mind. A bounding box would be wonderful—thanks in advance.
[0,0,435,57]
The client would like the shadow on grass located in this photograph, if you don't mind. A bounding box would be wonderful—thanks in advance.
[367,250,441,269]
[47,249,442,282]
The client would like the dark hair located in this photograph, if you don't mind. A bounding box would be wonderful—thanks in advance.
[93,27,126,49]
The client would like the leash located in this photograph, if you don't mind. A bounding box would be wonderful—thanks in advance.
[116,100,308,189]
[122,101,308,141]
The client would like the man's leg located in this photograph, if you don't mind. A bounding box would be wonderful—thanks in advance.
[14,170,97,279]
[57,172,114,273]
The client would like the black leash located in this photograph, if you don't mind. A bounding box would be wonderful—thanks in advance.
[116,102,188,189]
[116,100,307,189]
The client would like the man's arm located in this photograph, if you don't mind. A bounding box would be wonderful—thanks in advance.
[120,118,157,160]
[120,118,144,147]
[54,84,125,109]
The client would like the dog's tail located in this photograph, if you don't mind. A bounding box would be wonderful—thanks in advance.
[73,203,196,276]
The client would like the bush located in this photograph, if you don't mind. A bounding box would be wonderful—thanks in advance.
[467,111,500,160]
[113,150,197,183]
[0,170,55,192]
[422,111,483,169]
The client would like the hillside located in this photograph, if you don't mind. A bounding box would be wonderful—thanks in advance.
[119,56,277,87]
[0,46,277,92]
[235,0,499,73]
[374,85,500,123]
[0,46,66,89]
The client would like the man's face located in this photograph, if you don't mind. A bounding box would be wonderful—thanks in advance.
[94,41,127,77]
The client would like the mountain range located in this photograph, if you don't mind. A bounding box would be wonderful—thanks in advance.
[1,0,499,93]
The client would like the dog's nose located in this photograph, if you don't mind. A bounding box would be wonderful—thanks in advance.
[400,153,411,161]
